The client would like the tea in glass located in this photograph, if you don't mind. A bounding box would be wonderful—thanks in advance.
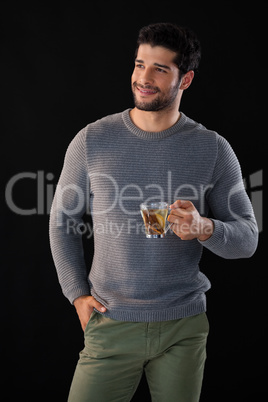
[140,202,169,238]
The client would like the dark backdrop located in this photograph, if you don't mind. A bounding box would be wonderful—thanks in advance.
[1,2,265,401]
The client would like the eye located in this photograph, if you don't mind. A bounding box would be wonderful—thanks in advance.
[156,68,167,73]
[136,64,145,69]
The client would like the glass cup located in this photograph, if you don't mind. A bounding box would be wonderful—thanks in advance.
[140,201,173,238]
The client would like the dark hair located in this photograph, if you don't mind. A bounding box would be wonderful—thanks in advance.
[135,22,201,77]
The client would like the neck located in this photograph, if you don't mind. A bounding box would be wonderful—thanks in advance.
[130,107,181,132]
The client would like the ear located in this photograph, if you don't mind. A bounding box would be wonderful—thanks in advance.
[180,70,194,90]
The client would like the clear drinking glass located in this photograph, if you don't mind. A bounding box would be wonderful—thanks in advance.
[140,201,173,238]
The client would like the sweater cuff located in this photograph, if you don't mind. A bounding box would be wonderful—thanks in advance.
[64,284,91,305]
[198,218,224,249]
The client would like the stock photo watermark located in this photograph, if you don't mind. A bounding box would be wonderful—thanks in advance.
[5,169,263,234]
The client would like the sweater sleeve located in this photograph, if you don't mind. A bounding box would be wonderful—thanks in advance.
[199,135,258,259]
[49,128,91,303]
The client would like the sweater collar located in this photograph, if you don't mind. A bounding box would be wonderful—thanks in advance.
[122,108,187,140]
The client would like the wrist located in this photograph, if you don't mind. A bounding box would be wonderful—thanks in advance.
[198,218,214,241]
[73,294,91,306]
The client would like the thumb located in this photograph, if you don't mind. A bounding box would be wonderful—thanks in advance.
[92,298,107,313]
[169,199,183,209]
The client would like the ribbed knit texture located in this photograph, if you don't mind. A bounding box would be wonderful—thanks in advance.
[49,109,258,322]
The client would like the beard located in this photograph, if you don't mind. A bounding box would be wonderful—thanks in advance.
[132,81,180,112]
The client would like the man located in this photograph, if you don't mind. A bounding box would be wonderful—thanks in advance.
[49,23,258,402]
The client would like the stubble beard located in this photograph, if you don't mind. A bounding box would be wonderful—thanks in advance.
[132,81,180,112]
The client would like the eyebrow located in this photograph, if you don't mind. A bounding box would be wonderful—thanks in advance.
[135,59,171,70]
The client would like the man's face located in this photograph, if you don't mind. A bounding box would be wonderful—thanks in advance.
[131,44,181,112]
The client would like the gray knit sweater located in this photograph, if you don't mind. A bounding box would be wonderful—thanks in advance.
[49,109,258,322]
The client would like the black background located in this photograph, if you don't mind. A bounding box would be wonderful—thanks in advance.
[1,1,265,401]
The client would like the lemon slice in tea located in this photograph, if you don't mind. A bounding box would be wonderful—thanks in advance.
[155,213,165,231]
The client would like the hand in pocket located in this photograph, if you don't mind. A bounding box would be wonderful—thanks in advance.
[73,295,106,331]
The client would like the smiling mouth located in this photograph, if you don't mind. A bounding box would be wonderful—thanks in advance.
[135,85,159,96]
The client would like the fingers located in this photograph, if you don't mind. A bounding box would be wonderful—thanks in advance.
[167,200,200,240]
[92,298,107,313]
[74,295,107,331]
[169,200,195,220]
[84,295,107,313]
[168,202,194,223]
[168,209,187,220]
[74,295,106,312]
[169,199,194,210]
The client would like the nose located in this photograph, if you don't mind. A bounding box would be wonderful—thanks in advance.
[139,67,154,85]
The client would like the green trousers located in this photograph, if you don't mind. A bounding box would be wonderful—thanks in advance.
[68,311,209,402]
